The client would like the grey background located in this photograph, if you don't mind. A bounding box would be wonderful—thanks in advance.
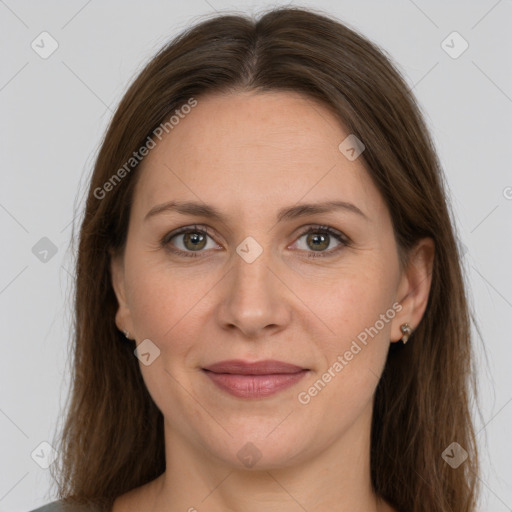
[1,0,511,510]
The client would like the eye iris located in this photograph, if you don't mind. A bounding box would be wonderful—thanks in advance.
[307,232,329,251]
[184,232,206,251]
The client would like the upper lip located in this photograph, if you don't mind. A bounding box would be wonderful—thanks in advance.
[203,359,306,375]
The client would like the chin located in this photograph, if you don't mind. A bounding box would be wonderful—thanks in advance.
[203,428,313,471]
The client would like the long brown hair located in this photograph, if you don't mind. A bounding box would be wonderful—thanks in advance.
[50,6,480,511]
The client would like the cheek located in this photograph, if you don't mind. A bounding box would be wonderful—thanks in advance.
[123,259,205,406]
[128,274,175,337]
[296,276,395,424]
[308,263,397,354]
[124,251,217,349]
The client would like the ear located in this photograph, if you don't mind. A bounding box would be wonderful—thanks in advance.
[109,249,134,337]
[391,237,435,343]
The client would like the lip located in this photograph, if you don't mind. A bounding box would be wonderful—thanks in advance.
[202,359,309,399]
[204,359,306,375]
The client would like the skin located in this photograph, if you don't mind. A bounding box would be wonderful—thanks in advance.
[110,90,434,512]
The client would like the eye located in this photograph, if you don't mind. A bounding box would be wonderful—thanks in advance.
[161,224,350,259]
[291,225,349,258]
[161,225,220,257]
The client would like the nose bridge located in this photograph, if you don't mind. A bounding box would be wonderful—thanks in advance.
[230,238,276,305]
[217,236,289,336]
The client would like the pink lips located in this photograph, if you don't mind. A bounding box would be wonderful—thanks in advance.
[202,359,308,398]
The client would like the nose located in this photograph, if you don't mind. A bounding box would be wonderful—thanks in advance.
[215,246,292,339]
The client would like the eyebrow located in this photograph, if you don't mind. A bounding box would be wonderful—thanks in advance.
[144,199,369,223]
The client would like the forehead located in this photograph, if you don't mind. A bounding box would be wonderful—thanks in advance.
[133,90,386,221]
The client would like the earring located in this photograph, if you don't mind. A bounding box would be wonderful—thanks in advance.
[123,330,131,340]
[400,323,412,344]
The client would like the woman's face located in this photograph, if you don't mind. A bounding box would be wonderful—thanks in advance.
[111,90,431,470]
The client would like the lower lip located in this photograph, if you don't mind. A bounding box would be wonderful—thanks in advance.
[203,370,308,398]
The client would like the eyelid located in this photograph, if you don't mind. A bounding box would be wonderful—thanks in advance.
[294,224,349,243]
[161,224,216,245]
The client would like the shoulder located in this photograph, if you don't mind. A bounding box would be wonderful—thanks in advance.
[28,500,103,512]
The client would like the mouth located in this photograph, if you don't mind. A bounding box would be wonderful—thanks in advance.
[202,359,309,399]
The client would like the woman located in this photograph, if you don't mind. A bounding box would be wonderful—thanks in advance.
[30,6,479,512]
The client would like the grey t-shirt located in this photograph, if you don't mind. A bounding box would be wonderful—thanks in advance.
[29,500,103,512]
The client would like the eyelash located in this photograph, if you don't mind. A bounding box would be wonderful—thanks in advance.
[160,224,350,259]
